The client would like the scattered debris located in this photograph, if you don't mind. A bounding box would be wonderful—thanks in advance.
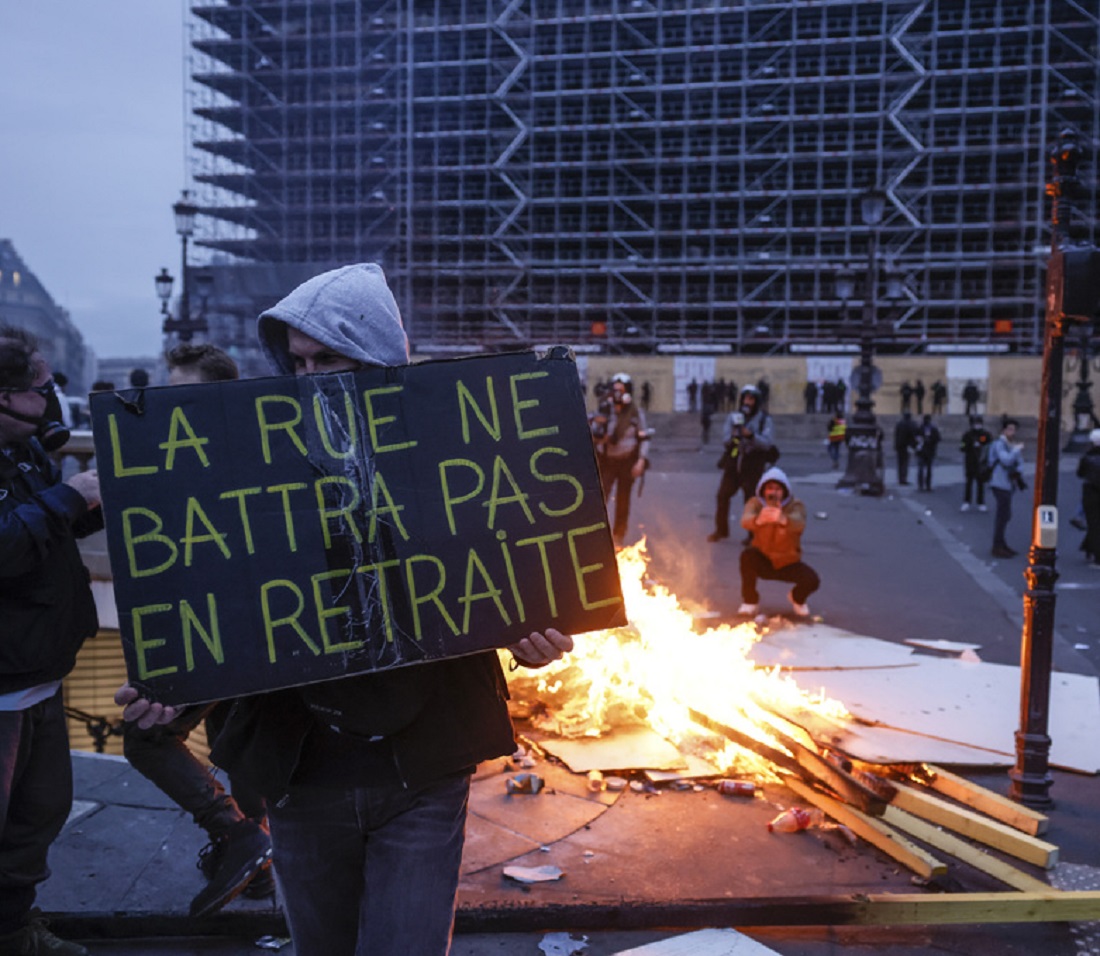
[538,931,589,955]
[716,779,756,797]
[814,511,828,519]
[506,773,545,795]
[587,770,606,791]
[605,775,629,791]
[254,937,291,951]
[503,864,564,884]
[767,806,826,832]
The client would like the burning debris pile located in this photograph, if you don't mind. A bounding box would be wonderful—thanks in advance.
[501,542,1061,893]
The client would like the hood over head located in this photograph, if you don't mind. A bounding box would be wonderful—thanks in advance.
[755,465,792,505]
[257,263,409,374]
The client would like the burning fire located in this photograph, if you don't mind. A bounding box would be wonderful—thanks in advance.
[505,541,850,779]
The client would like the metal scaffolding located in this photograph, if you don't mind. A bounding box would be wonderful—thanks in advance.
[186,0,1100,355]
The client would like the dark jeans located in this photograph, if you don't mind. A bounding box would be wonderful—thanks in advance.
[712,468,755,538]
[896,448,910,484]
[740,547,820,605]
[992,487,1014,550]
[269,773,470,956]
[0,688,71,934]
[964,469,987,506]
[123,701,265,837]
[917,457,934,491]
[1082,484,1100,562]
[598,454,637,541]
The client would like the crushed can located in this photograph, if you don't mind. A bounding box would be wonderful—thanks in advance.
[716,779,756,797]
[587,770,606,792]
[506,772,544,795]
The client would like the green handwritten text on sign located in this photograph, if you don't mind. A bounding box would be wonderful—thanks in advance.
[91,350,624,705]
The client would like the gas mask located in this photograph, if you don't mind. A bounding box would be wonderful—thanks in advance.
[0,384,71,452]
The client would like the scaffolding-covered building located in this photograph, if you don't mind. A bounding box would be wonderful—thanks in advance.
[186,0,1100,356]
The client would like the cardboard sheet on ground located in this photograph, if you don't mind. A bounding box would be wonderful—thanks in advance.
[90,349,626,705]
[775,631,1100,772]
[748,624,917,670]
[613,928,786,955]
[539,726,687,773]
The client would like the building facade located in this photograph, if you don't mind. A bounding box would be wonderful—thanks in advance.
[0,240,94,390]
[185,1,1100,357]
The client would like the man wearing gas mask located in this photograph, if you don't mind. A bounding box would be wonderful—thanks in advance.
[0,326,102,956]
[708,383,777,543]
[589,372,650,547]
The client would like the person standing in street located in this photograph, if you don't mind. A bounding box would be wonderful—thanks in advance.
[119,343,274,919]
[0,326,102,956]
[590,372,650,547]
[708,385,776,543]
[1076,428,1100,567]
[893,411,916,486]
[989,418,1026,558]
[120,264,574,956]
[913,414,941,492]
[826,411,846,470]
[960,415,992,512]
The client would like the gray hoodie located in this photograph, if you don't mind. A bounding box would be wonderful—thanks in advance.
[257,263,409,372]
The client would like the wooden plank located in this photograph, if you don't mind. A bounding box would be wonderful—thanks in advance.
[922,764,1049,836]
[446,891,1100,933]
[880,805,1053,893]
[688,708,807,780]
[784,778,947,880]
[889,780,1058,869]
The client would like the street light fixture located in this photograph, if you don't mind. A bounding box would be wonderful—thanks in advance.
[1010,129,1100,809]
[159,189,209,342]
[836,186,896,497]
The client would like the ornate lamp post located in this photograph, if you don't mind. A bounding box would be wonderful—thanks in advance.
[158,190,210,342]
[836,187,898,497]
[1010,130,1100,808]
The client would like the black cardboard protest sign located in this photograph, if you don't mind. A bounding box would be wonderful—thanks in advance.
[91,349,624,705]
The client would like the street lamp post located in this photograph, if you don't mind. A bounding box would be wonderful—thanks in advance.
[1010,129,1100,808]
[158,190,209,342]
[836,187,895,497]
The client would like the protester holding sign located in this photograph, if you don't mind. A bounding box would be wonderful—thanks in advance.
[121,264,574,956]
[119,344,274,918]
[0,326,102,956]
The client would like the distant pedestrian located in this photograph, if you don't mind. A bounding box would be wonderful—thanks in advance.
[640,380,652,412]
[1076,428,1100,567]
[687,378,698,412]
[959,416,992,511]
[963,380,981,416]
[913,414,941,491]
[989,419,1026,558]
[826,412,846,470]
[834,378,847,415]
[803,380,818,415]
[931,380,947,415]
[893,411,917,486]
[756,378,770,412]
[914,379,926,416]
[900,380,913,414]
[700,398,714,446]
[737,467,820,618]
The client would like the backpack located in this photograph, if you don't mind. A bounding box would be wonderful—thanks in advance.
[977,443,996,484]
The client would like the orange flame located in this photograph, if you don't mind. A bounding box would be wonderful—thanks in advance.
[505,540,849,778]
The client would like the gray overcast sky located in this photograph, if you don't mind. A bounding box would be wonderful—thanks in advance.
[0,2,188,360]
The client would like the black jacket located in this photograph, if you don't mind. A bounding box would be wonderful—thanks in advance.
[0,441,102,693]
[211,650,516,801]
